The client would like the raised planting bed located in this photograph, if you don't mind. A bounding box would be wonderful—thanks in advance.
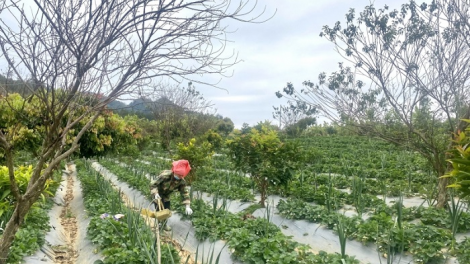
[75,159,180,264]
[174,197,361,264]
[0,166,62,264]
[277,198,470,264]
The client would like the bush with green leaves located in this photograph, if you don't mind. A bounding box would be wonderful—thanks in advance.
[444,119,470,197]
[200,129,224,151]
[227,125,306,207]
[174,138,214,183]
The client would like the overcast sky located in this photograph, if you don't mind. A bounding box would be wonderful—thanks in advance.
[0,0,405,129]
[193,0,400,128]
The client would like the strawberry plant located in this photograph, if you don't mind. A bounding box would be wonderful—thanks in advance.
[457,238,470,264]
[76,159,179,264]
[227,228,299,264]
[406,224,451,264]
[191,170,254,201]
[98,159,150,196]
[173,196,360,264]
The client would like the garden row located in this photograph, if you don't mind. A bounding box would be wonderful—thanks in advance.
[0,165,61,264]
[290,137,433,190]
[277,198,470,264]
[111,149,470,264]
[75,159,181,264]
[97,158,362,264]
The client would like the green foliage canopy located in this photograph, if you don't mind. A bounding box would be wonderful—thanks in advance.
[0,93,44,158]
[173,138,214,183]
[0,93,145,161]
[227,125,304,207]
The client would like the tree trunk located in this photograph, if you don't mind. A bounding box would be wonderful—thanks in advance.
[436,177,449,208]
[259,191,266,208]
[0,200,32,264]
[435,156,449,208]
[258,177,268,208]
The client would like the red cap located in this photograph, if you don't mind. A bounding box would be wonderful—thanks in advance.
[172,160,191,178]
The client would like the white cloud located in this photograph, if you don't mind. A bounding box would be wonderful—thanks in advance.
[208,95,259,103]
[195,0,402,128]
[0,0,404,129]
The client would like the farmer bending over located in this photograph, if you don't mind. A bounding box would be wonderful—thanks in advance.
[150,160,193,225]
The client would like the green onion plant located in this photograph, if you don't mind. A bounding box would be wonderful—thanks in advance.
[448,192,464,252]
[336,215,348,261]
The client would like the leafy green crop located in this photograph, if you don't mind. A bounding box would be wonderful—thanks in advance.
[177,197,360,264]
[76,159,179,264]
[4,169,61,264]
[457,238,470,264]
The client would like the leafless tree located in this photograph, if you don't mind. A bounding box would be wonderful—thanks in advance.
[141,82,216,150]
[273,100,316,129]
[0,0,266,261]
[277,0,470,208]
[147,81,214,114]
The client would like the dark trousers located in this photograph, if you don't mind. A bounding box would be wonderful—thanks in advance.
[154,200,171,210]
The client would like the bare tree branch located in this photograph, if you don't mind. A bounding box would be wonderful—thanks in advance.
[277,0,470,208]
[0,0,267,260]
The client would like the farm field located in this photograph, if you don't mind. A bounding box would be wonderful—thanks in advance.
[3,0,470,263]
[2,135,470,264]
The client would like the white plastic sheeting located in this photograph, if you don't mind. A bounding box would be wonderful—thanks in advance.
[24,165,103,264]
[92,162,243,264]
[25,159,464,264]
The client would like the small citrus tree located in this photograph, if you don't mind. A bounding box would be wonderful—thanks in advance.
[173,138,214,183]
[201,129,223,151]
[227,125,303,207]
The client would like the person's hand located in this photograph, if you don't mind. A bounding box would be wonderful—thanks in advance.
[185,204,193,215]
[153,193,161,201]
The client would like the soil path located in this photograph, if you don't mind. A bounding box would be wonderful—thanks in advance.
[24,164,102,264]
[55,168,78,263]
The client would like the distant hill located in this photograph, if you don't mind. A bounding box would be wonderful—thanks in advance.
[150,97,181,112]
[106,96,184,120]
[0,75,186,121]
[107,100,128,110]
[128,97,152,113]
[0,74,35,96]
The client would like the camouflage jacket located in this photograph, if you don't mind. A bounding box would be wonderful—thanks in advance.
[150,170,190,205]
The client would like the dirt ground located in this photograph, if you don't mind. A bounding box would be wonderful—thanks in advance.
[54,172,78,264]
[52,165,195,264]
